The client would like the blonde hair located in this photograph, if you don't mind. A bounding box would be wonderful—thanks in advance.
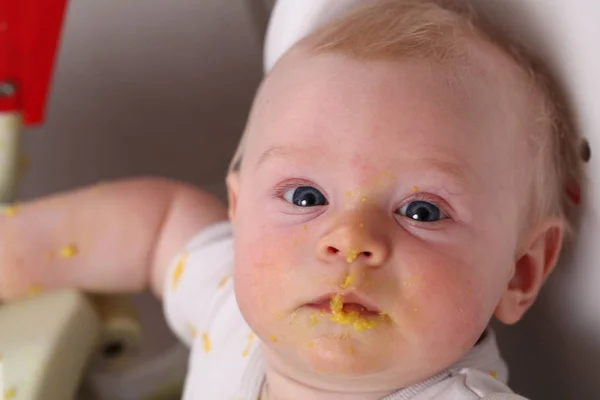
[230,0,584,237]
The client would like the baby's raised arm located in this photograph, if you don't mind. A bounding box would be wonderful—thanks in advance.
[0,177,227,300]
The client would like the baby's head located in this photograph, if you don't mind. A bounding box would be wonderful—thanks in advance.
[226,0,583,394]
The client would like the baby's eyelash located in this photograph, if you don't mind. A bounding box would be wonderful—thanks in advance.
[398,193,452,220]
[272,180,315,199]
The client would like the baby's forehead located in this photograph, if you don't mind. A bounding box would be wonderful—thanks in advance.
[245,45,538,185]
[258,44,534,136]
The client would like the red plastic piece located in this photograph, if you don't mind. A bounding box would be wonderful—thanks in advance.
[0,0,69,126]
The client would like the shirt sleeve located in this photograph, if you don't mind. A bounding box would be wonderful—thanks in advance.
[162,221,234,347]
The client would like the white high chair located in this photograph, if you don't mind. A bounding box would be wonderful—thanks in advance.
[0,2,187,399]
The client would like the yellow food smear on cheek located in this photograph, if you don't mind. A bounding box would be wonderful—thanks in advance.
[329,294,378,332]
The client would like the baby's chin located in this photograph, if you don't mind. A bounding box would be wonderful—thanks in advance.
[296,333,393,377]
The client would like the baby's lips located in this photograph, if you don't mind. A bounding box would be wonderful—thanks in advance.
[307,291,381,314]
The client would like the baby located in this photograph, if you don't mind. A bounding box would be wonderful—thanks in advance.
[0,0,585,399]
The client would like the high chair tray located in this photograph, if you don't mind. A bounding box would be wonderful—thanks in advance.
[0,289,101,400]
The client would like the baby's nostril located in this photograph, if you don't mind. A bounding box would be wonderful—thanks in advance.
[327,246,339,255]
[363,251,373,257]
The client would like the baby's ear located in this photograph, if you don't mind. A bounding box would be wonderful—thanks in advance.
[226,172,240,221]
[494,218,564,325]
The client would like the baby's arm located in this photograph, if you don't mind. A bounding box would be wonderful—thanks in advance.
[0,177,227,300]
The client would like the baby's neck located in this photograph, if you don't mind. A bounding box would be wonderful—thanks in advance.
[262,360,393,400]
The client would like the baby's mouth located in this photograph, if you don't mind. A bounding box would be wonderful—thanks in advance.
[306,293,385,332]
[307,293,381,316]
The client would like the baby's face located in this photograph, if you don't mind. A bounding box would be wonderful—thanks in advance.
[230,50,532,390]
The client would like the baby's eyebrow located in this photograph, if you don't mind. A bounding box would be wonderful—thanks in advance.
[256,145,300,169]
[415,157,472,189]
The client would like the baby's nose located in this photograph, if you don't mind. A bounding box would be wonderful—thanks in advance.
[317,221,390,267]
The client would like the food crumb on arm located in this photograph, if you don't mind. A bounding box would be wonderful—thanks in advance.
[1,205,17,217]
[59,244,78,259]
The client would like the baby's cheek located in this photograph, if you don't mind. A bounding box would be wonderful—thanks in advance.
[234,233,296,324]
[414,269,489,352]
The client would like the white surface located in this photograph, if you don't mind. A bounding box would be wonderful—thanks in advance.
[0,290,101,400]
[264,1,598,398]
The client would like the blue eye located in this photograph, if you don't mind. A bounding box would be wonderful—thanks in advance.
[398,201,442,222]
[283,186,328,207]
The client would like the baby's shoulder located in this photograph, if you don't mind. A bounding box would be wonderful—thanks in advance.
[163,221,236,346]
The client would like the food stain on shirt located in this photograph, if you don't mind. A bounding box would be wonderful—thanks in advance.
[186,322,197,338]
[218,274,232,289]
[242,333,255,357]
[202,333,211,353]
[171,252,188,291]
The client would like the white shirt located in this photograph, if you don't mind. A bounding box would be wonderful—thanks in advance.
[163,222,528,400]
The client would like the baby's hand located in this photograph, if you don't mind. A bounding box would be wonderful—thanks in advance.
[0,178,227,301]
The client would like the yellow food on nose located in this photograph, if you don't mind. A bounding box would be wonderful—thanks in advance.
[345,249,359,264]
[269,335,278,343]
